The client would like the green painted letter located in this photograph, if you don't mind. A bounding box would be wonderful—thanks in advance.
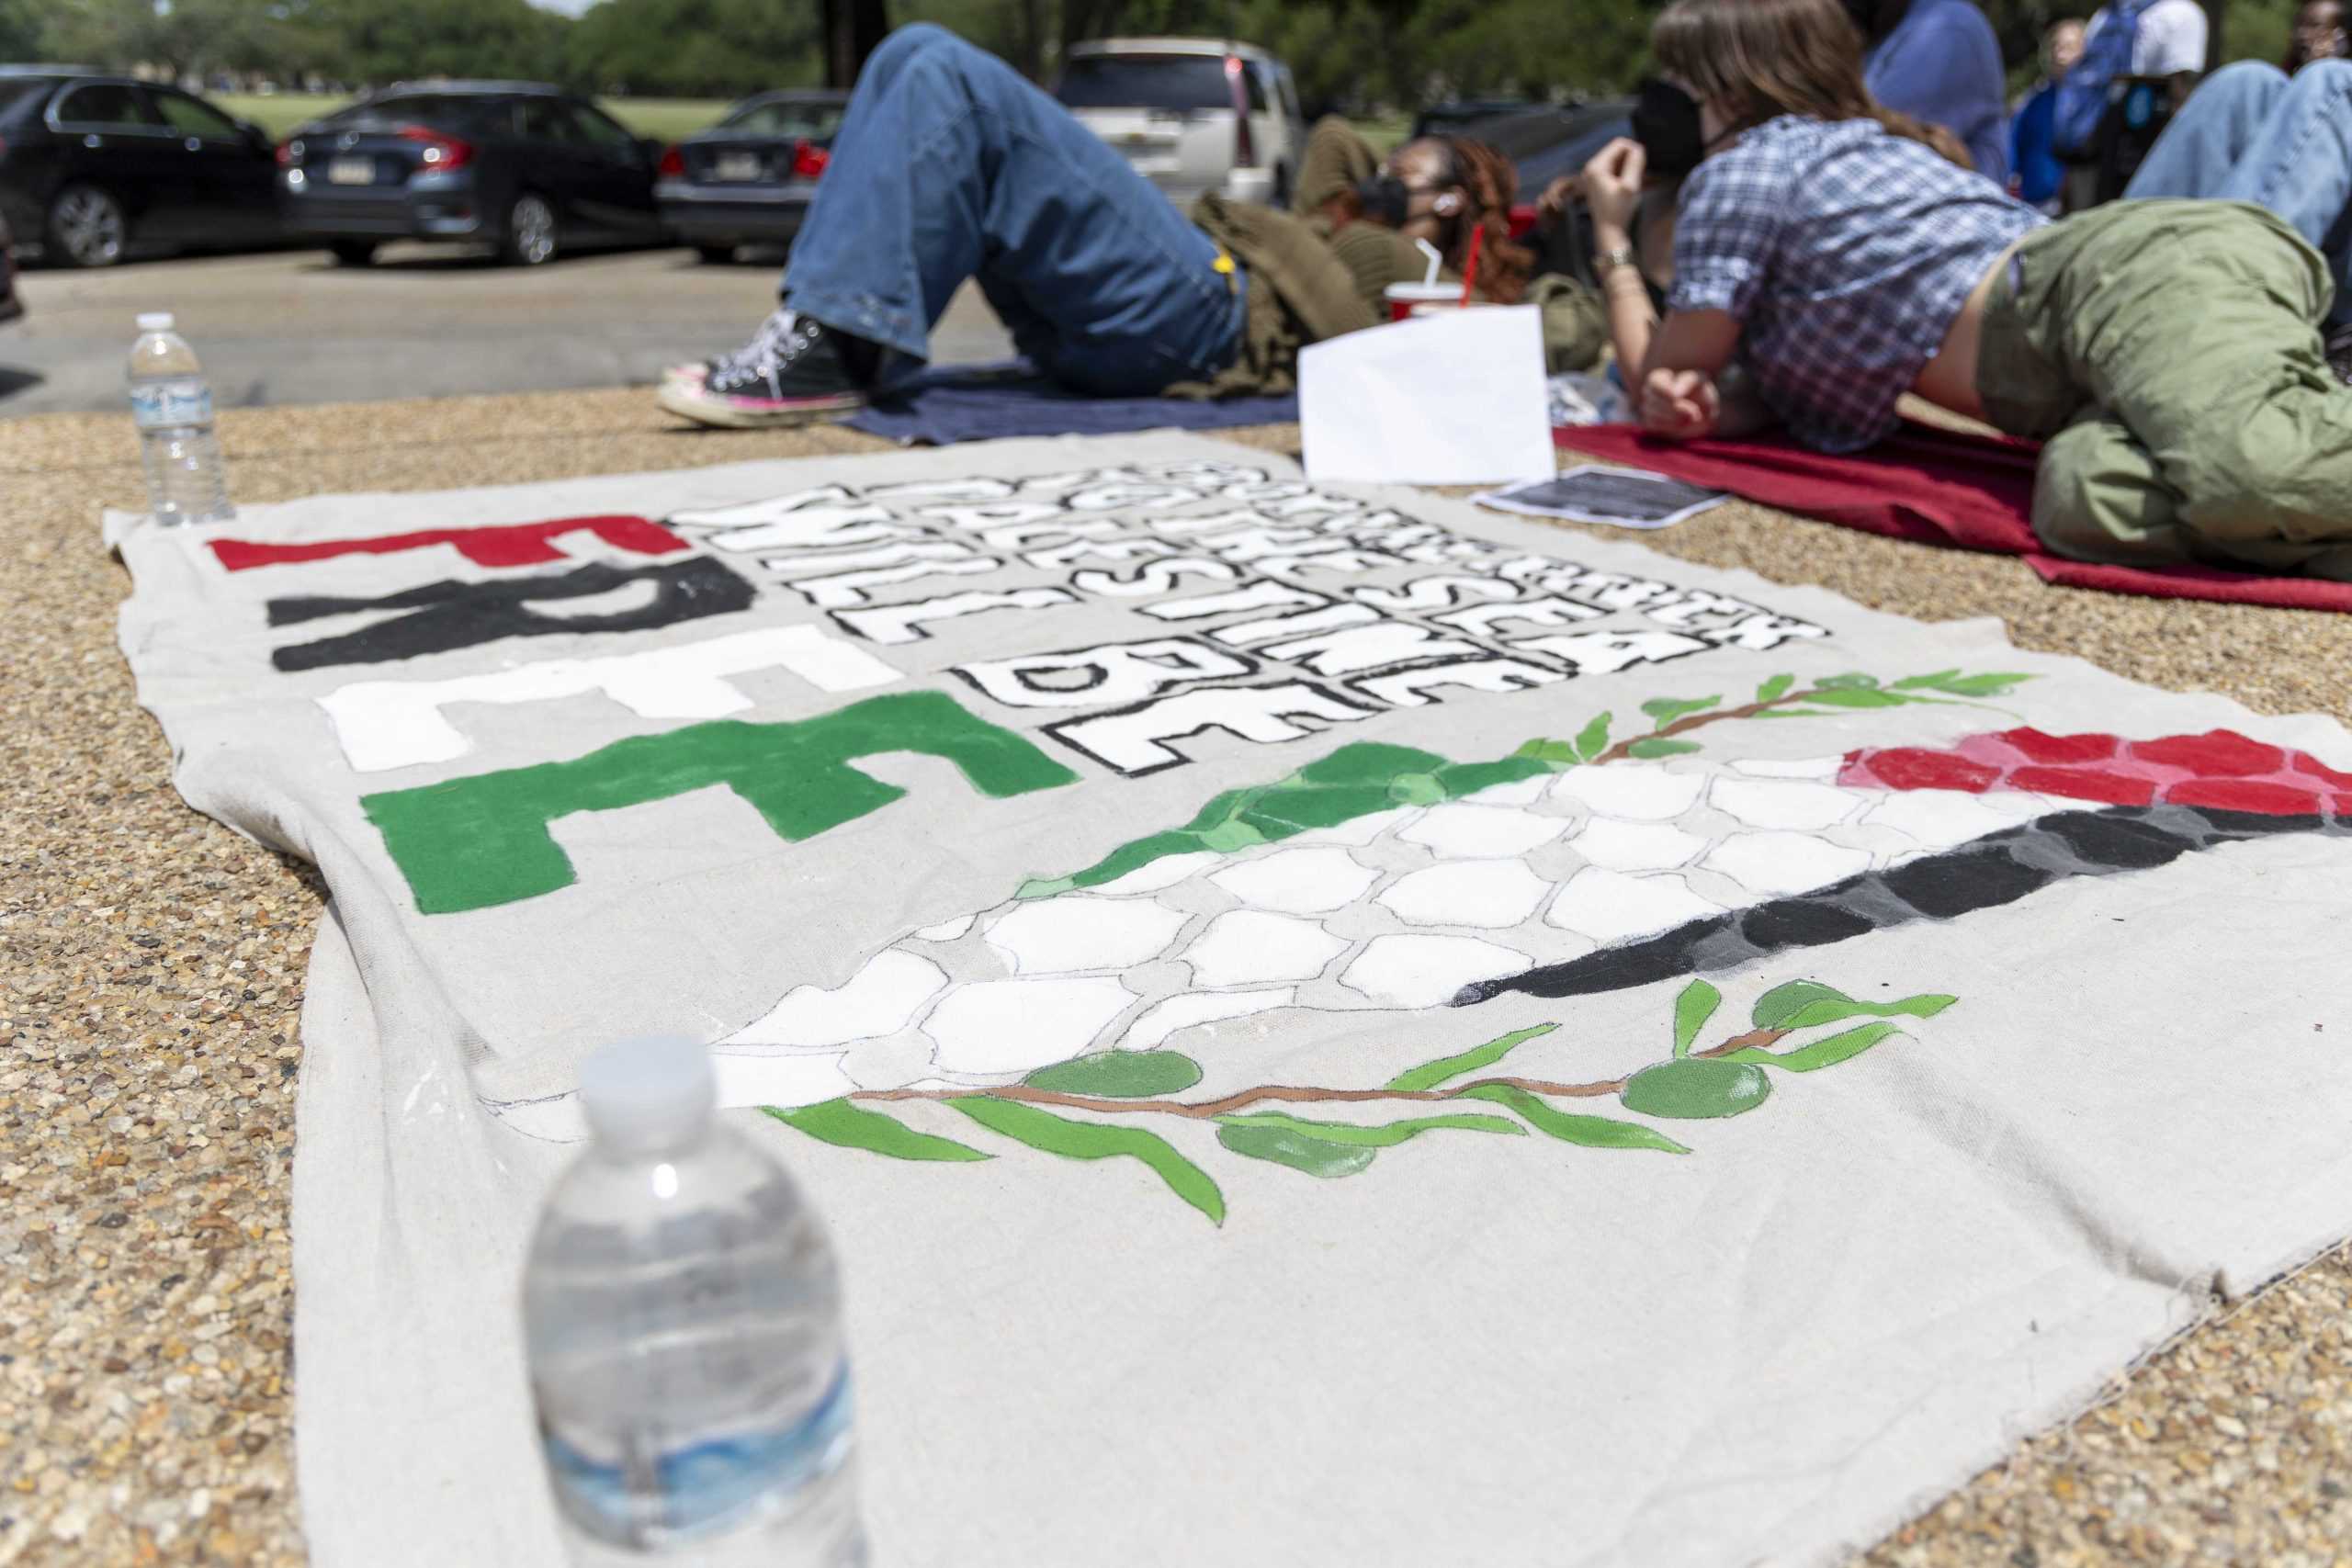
[362,690,1079,914]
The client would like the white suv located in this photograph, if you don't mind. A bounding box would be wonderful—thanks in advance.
[1055,39,1306,209]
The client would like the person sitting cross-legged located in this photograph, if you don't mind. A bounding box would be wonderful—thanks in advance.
[659,25,1537,429]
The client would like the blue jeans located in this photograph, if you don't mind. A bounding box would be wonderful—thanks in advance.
[783,24,1245,395]
[2125,59,2352,324]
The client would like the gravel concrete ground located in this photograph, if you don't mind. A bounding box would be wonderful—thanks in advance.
[0,252,1016,416]
[4,389,2350,1566]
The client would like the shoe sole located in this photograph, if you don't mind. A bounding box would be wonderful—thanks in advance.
[657,381,865,430]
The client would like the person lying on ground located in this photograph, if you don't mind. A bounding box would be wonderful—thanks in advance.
[1849,0,2009,185]
[2011,20,2087,210]
[2118,58,2352,371]
[1280,116,1543,331]
[658,28,1555,430]
[1627,0,2352,582]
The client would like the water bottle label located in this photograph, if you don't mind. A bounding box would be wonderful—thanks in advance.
[130,380,213,430]
[541,1362,854,1547]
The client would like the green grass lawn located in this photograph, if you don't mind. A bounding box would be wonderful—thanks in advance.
[213,92,733,144]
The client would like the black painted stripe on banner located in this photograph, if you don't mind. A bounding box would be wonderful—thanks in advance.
[1455,804,2335,1006]
[267,557,756,672]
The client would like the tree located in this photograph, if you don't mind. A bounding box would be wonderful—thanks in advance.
[820,0,890,87]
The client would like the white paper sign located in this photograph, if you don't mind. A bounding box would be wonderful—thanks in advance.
[1300,305,1555,486]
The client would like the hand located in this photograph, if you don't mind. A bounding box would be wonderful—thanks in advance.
[1535,172,1582,228]
[1580,138,1646,234]
[1640,367,1720,440]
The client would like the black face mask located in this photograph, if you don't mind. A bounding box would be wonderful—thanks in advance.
[1631,77,1704,179]
[1354,173,1411,228]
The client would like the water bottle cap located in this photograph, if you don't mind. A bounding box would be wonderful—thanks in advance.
[136,312,175,333]
[578,1036,717,1151]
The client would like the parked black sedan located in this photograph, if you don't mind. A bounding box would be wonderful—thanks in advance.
[0,209,22,323]
[655,90,847,264]
[0,68,280,267]
[278,84,665,267]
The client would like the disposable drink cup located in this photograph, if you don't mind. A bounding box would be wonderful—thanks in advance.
[1384,282,1486,321]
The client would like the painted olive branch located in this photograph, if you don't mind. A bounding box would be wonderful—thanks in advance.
[1586,687,1841,765]
[852,1024,1794,1121]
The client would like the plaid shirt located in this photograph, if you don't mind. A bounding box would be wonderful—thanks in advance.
[1668,117,2045,453]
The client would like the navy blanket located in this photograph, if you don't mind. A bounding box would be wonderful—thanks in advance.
[845,362,1297,446]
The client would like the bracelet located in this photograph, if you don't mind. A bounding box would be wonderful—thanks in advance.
[1595,243,1637,275]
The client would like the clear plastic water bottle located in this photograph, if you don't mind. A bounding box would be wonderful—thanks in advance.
[127,312,234,527]
[522,1038,865,1566]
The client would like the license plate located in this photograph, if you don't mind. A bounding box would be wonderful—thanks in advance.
[713,152,763,182]
[327,156,375,186]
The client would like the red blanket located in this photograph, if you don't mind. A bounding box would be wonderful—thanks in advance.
[1554,422,2352,613]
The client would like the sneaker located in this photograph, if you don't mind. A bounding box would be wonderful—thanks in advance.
[661,305,802,388]
[657,314,869,429]
[2327,321,2352,388]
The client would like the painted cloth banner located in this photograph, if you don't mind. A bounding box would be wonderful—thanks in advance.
[110,434,2352,1568]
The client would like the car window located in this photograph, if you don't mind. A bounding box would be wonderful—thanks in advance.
[340,96,502,136]
[722,99,847,140]
[564,101,637,150]
[1275,67,1302,122]
[517,97,580,142]
[1056,55,1262,114]
[53,84,164,129]
[153,91,241,140]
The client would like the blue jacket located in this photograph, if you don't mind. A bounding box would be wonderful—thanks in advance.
[1864,0,2013,187]
[2010,83,2064,204]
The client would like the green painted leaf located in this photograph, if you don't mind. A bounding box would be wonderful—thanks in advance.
[1620,1058,1772,1119]
[1460,1083,1690,1153]
[1216,1122,1377,1179]
[1755,673,1796,702]
[1770,992,1959,1032]
[1627,738,1703,760]
[1572,711,1612,762]
[1815,673,1881,690]
[1213,1111,1525,1146]
[1721,1021,1904,1073]
[951,1098,1226,1225]
[1385,1022,1558,1092]
[1514,739,1583,766]
[1751,978,1852,1029]
[1929,671,2033,696]
[1804,688,1908,709]
[1641,694,1721,726]
[1672,979,1722,1057]
[1023,1050,1204,1098]
[1887,669,1963,691]
[763,1100,991,1162]
[1754,707,1835,718]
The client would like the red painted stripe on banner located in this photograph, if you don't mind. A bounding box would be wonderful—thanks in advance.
[1840,728,2352,819]
[209,515,686,572]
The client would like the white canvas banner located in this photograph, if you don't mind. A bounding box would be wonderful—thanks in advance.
[109,434,2352,1567]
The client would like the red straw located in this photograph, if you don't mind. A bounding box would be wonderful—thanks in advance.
[1459,225,1485,306]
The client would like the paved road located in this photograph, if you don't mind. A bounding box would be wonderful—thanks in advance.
[0,244,1015,416]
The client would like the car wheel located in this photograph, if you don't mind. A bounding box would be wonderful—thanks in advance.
[501,193,558,266]
[328,240,377,267]
[694,243,735,265]
[47,185,128,269]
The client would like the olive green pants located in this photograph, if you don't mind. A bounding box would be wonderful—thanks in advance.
[1977,199,2352,581]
